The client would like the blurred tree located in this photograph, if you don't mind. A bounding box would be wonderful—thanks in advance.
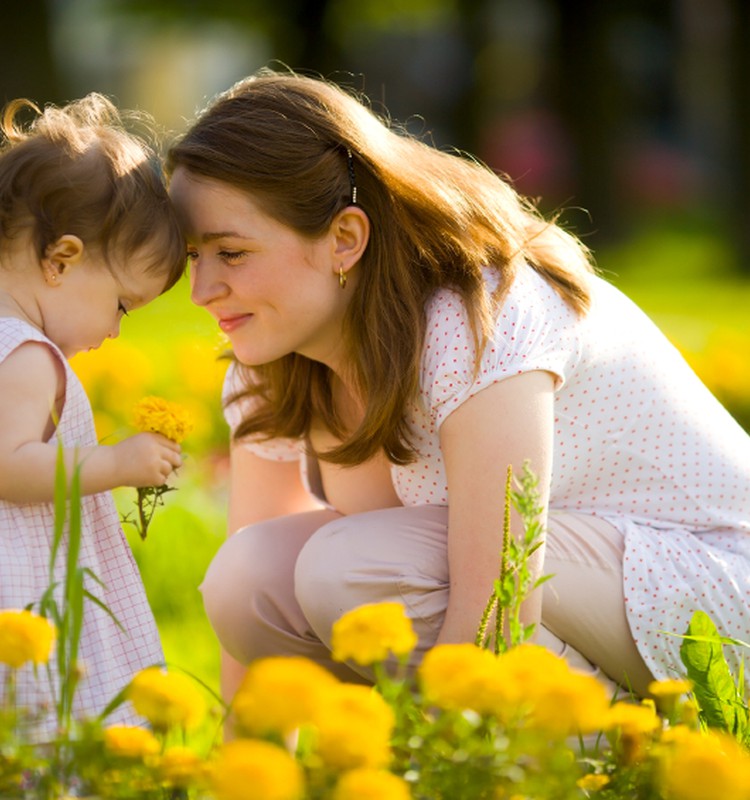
[0,0,65,105]
[111,0,344,76]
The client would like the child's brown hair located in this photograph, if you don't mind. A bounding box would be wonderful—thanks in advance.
[0,93,184,290]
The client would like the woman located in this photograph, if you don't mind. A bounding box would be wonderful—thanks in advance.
[167,68,750,707]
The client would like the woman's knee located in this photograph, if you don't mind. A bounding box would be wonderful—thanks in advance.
[200,524,279,655]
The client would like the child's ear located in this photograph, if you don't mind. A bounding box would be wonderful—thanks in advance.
[42,234,84,285]
[330,206,369,280]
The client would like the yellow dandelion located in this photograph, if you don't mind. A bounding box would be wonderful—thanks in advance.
[210,740,304,800]
[104,725,161,759]
[332,768,412,800]
[0,609,56,669]
[128,667,206,731]
[331,602,418,666]
[313,684,395,770]
[132,396,193,443]
[233,656,339,736]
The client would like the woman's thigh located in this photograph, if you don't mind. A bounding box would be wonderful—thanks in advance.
[542,511,654,695]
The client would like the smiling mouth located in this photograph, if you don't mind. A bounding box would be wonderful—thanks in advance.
[218,314,252,333]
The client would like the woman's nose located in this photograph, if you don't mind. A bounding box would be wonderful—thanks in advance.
[189,261,226,307]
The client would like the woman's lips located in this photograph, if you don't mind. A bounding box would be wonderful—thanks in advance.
[218,314,252,333]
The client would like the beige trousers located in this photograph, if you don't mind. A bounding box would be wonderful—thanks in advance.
[201,505,654,696]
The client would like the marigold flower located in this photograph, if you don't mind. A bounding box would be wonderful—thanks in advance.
[128,667,206,731]
[604,700,661,736]
[0,609,56,669]
[104,725,161,759]
[658,728,750,800]
[332,768,412,800]
[576,773,611,792]
[209,740,304,800]
[233,656,339,736]
[312,684,395,770]
[419,643,508,715]
[133,396,193,443]
[331,602,418,666]
[158,746,203,788]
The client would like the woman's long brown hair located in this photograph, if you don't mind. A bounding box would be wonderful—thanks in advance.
[167,68,595,466]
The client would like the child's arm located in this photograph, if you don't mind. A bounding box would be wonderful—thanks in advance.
[0,341,182,504]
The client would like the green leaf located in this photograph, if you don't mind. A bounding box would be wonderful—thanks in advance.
[680,611,749,739]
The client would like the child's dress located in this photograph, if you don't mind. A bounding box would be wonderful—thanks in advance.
[0,318,164,734]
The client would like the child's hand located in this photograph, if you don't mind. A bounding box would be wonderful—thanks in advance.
[113,432,183,488]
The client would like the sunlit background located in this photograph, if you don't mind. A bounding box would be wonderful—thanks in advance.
[3,0,750,706]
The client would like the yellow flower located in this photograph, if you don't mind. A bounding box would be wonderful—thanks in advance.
[604,700,661,736]
[658,728,750,800]
[104,725,161,759]
[648,678,693,715]
[419,643,508,715]
[523,668,613,736]
[128,667,206,731]
[233,656,339,736]
[132,396,193,443]
[331,602,418,665]
[332,768,412,800]
[158,746,203,788]
[0,609,56,668]
[209,740,304,800]
[313,684,395,770]
[577,774,611,792]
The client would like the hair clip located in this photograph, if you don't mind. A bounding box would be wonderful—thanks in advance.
[346,148,358,205]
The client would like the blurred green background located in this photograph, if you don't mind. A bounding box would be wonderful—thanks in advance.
[3,0,750,705]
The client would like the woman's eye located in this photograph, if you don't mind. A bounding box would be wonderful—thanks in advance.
[219,250,246,263]
[118,302,129,317]
[186,250,199,262]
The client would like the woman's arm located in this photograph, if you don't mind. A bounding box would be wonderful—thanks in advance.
[0,342,181,503]
[437,369,556,645]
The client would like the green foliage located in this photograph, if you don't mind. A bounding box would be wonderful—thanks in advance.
[679,610,749,745]
[475,461,550,654]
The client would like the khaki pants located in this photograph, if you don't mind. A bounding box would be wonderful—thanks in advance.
[201,506,654,696]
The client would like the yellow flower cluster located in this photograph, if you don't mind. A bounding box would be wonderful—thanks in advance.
[420,642,612,736]
[127,666,206,731]
[209,739,304,800]
[331,601,418,666]
[0,609,56,669]
[233,655,338,737]
[332,768,411,800]
[104,725,160,759]
[657,726,750,800]
[132,396,194,443]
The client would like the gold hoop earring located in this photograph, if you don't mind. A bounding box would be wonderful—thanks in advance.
[339,267,347,289]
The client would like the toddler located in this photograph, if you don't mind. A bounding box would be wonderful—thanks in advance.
[0,93,185,732]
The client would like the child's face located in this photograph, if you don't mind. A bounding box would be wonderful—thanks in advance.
[41,247,167,357]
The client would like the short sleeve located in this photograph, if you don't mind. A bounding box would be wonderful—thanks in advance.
[222,361,303,462]
[421,267,583,430]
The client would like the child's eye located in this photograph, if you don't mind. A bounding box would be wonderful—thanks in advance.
[186,249,199,262]
[118,302,129,317]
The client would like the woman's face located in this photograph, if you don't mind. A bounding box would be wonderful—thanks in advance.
[169,168,350,370]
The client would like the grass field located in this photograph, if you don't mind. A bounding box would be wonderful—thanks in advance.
[92,219,750,712]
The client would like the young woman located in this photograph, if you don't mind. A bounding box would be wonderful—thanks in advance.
[167,68,750,706]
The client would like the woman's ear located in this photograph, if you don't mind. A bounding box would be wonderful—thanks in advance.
[42,234,84,285]
[330,206,370,277]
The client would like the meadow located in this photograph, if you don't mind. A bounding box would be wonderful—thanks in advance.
[70,216,750,714]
